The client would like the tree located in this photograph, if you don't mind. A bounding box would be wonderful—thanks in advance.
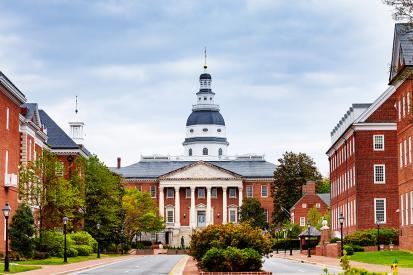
[239,198,267,229]
[383,0,413,22]
[84,156,124,245]
[122,189,164,243]
[316,178,330,194]
[271,152,322,225]
[9,204,35,258]
[307,207,323,230]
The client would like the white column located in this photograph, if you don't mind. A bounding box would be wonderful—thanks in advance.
[238,187,243,207]
[190,186,196,228]
[206,187,212,225]
[174,186,180,227]
[222,187,227,224]
[159,187,164,218]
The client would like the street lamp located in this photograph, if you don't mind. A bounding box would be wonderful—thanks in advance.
[63,216,68,263]
[283,228,287,255]
[289,226,293,256]
[339,212,345,257]
[275,230,279,254]
[2,203,11,272]
[307,221,311,258]
[97,223,101,258]
[376,221,381,251]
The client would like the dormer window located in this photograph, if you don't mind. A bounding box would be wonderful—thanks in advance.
[189,148,192,156]
[203,148,208,155]
[217,129,222,133]
[190,129,194,133]
[219,148,223,156]
[203,128,208,132]
[204,97,207,100]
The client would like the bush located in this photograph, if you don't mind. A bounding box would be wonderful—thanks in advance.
[36,231,74,257]
[330,237,340,243]
[68,231,98,252]
[33,251,49,260]
[201,247,262,272]
[348,267,387,275]
[351,244,364,252]
[73,245,93,256]
[65,247,78,257]
[272,239,300,250]
[9,204,35,258]
[190,223,272,262]
[343,245,354,255]
[344,228,399,246]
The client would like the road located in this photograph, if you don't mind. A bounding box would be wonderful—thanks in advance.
[263,257,342,275]
[71,255,185,275]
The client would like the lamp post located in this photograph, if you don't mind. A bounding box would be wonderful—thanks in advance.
[2,203,11,272]
[63,216,68,263]
[376,221,381,251]
[289,226,293,256]
[97,223,101,258]
[283,229,287,255]
[307,221,311,258]
[275,230,279,254]
[339,212,345,257]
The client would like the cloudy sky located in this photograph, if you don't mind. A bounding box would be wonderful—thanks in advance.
[0,0,397,175]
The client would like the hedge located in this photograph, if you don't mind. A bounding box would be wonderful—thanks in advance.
[272,239,300,250]
[344,228,399,246]
[201,247,262,272]
[72,245,93,256]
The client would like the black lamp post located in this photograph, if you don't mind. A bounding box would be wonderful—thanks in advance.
[283,229,287,255]
[97,223,101,258]
[376,221,381,251]
[2,203,11,272]
[289,226,293,256]
[307,221,311,258]
[275,230,279,254]
[63,216,68,263]
[339,212,345,257]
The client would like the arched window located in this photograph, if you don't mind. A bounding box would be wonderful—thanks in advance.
[203,148,208,155]
[218,148,223,156]
[189,148,192,156]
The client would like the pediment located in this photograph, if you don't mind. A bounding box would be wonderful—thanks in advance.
[160,161,241,180]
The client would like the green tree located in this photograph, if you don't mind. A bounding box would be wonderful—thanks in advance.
[239,198,267,229]
[122,189,164,243]
[271,152,322,225]
[84,156,124,245]
[316,178,330,194]
[307,207,323,229]
[9,204,35,258]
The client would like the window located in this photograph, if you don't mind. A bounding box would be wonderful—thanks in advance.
[403,96,406,117]
[410,137,412,164]
[401,194,405,226]
[411,191,413,224]
[190,129,194,133]
[55,161,64,177]
[300,217,305,226]
[186,188,191,198]
[398,100,401,120]
[198,97,201,101]
[408,92,411,114]
[167,188,174,198]
[246,186,253,198]
[211,188,217,198]
[406,193,409,225]
[264,209,269,222]
[218,148,223,156]
[188,148,192,156]
[374,198,386,224]
[202,128,208,132]
[29,139,32,161]
[198,188,205,198]
[217,129,221,133]
[203,148,208,155]
[4,150,8,176]
[150,186,156,198]
[6,107,9,130]
[374,165,385,184]
[261,185,268,197]
[229,188,237,198]
[316,203,321,208]
[302,203,307,208]
[136,185,142,192]
[373,135,384,151]
[204,97,207,100]
[405,140,408,166]
[229,209,237,223]
[400,143,403,167]
[166,209,174,223]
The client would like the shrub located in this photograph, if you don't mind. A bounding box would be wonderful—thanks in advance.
[65,247,78,257]
[343,245,354,255]
[68,231,98,252]
[36,231,74,257]
[136,243,145,249]
[9,204,35,258]
[190,223,272,261]
[201,247,262,272]
[272,239,300,250]
[73,245,93,256]
[351,244,364,252]
[33,251,49,260]
[344,228,399,246]
[329,237,340,243]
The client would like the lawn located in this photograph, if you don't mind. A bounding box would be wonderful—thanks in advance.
[351,250,413,268]
[17,253,122,265]
[0,263,41,274]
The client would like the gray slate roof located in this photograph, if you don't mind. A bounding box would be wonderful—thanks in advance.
[396,23,413,66]
[317,193,331,206]
[110,160,275,179]
[299,226,321,237]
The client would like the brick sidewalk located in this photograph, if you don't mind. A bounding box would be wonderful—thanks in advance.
[16,255,137,275]
[271,250,412,275]
[183,256,200,275]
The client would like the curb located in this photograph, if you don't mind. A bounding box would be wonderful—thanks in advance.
[270,255,341,270]
[169,255,189,275]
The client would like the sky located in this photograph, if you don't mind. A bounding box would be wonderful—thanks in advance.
[0,0,397,176]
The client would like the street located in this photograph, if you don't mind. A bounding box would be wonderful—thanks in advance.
[263,257,342,275]
[71,255,185,275]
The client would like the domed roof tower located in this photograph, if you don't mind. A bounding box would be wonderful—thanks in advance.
[183,63,229,159]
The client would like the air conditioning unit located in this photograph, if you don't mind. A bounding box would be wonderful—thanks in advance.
[4,173,18,188]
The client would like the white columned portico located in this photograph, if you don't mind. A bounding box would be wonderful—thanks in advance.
[222,187,227,224]
[238,187,243,208]
[206,187,212,225]
[190,186,196,228]
[174,187,180,227]
[159,187,164,218]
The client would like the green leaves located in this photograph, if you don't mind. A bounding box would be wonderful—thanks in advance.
[239,198,267,229]
[9,204,36,258]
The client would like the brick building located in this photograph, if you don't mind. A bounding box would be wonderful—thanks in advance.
[326,90,399,237]
[290,181,330,227]
[112,66,276,246]
[389,23,413,251]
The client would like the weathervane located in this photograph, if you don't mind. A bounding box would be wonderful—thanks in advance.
[204,47,207,70]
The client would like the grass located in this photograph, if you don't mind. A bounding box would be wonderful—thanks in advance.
[0,263,41,274]
[351,250,413,268]
[17,253,122,266]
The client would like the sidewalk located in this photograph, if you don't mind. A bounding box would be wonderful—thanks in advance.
[16,255,137,275]
[272,250,411,275]
[183,256,200,275]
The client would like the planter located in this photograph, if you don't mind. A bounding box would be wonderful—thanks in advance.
[135,249,153,255]
[166,249,188,255]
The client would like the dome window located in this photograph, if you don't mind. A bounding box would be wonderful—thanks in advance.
[189,148,192,156]
[204,97,207,100]
[190,129,194,133]
[203,128,208,132]
[217,129,222,133]
[218,148,223,156]
[210,97,212,100]
[198,97,201,101]
[203,148,208,155]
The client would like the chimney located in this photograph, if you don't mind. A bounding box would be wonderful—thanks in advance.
[303,181,316,195]
[117,157,121,169]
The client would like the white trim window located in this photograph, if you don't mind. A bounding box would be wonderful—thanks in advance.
[229,208,237,223]
[373,135,384,151]
[198,188,205,198]
[410,191,413,225]
[261,185,268,197]
[316,203,321,208]
[167,188,174,198]
[264,209,269,222]
[211,187,217,198]
[398,100,402,120]
[374,164,385,184]
[166,209,174,224]
[185,188,191,198]
[302,203,307,208]
[150,186,156,198]
[406,192,409,225]
[374,198,386,224]
[55,161,64,177]
[229,188,237,198]
[403,96,406,117]
[400,143,403,167]
[246,186,253,198]
[300,217,305,226]
[401,194,405,226]
[405,140,408,166]
[409,92,411,114]
[410,137,412,164]
[6,107,9,130]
